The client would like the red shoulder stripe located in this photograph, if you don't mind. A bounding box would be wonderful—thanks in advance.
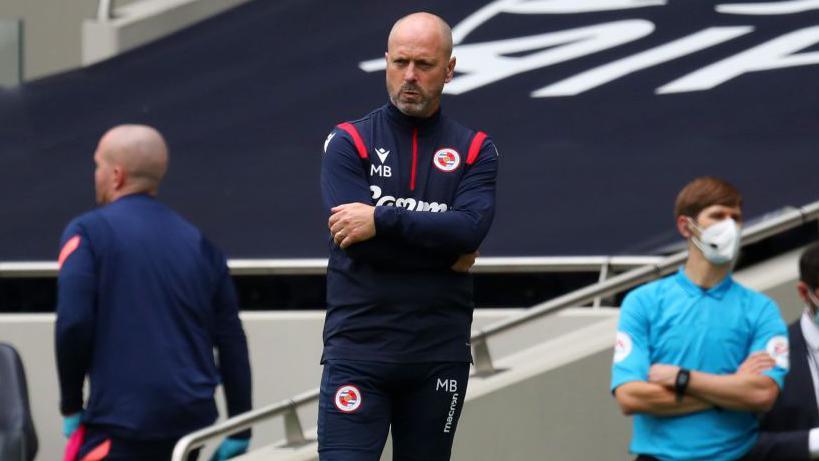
[336,123,368,159]
[58,235,81,270]
[466,131,487,165]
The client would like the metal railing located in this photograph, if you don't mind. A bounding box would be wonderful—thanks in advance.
[171,389,318,461]
[0,18,23,87]
[97,0,115,21]
[0,256,664,278]
[170,201,819,460]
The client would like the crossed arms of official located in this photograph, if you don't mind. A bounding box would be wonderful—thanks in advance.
[614,352,779,416]
[320,129,498,271]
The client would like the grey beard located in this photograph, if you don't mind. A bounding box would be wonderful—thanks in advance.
[391,96,427,117]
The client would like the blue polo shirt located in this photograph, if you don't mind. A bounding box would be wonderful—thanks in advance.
[611,268,789,461]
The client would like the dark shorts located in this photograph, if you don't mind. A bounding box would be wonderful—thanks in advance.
[77,426,199,461]
[318,360,470,461]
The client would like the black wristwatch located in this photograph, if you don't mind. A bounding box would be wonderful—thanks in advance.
[675,368,691,402]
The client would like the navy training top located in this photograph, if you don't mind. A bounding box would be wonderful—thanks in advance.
[320,103,498,363]
[55,194,251,440]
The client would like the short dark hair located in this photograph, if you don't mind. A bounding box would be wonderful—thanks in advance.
[674,176,742,218]
[799,242,819,289]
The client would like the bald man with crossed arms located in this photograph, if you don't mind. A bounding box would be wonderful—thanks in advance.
[319,12,498,461]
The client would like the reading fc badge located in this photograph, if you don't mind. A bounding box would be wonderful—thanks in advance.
[335,385,362,413]
[433,148,461,172]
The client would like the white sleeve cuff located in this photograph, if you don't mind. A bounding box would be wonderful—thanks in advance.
[809,427,819,458]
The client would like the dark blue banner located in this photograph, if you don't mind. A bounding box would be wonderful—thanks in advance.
[1,0,817,259]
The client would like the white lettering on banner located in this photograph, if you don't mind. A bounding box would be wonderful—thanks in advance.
[533,27,752,97]
[361,21,654,95]
[443,392,460,433]
[717,0,819,16]
[369,185,449,212]
[359,2,819,96]
[449,21,655,95]
[451,0,667,43]
[658,25,819,93]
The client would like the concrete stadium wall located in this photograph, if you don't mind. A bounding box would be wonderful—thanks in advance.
[0,0,245,81]
[0,18,23,86]
[0,309,527,461]
[0,0,99,80]
[450,351,630,460]
[82,0,251,66]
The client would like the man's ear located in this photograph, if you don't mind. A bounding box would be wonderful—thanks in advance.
[797,281,811,305]
[112,166,127,190]
[445,57,456,83]
[676,215,694,239]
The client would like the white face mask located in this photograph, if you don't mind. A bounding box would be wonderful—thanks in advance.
[688,217,741,265]
[807,290,819,326]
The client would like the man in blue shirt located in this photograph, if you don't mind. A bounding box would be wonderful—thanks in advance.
[56,125,252,461]
[611,176,789,461]
[319,11,497,461]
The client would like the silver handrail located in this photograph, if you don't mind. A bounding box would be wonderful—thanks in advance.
[0,256,664,278]
[171,389,319,461]
[172,200,819,460]
[97,0,114,21]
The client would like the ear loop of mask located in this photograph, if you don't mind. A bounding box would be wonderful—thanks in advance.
[686,217,715,252]
[686,217,700,239]
[806,289,819,330]
[685,217,699,233]
[808,289,819,311]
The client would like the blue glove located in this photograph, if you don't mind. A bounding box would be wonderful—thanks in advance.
[63,411,83,438]
[208,437,250,461]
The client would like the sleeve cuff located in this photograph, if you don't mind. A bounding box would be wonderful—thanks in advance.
[809,428,819,458]
[60,398,84,416]
[610,376,644,394]
[762,368,787,390]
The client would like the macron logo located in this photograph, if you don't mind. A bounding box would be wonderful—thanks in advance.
[375,148,390,164]
[323,132,336,153]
